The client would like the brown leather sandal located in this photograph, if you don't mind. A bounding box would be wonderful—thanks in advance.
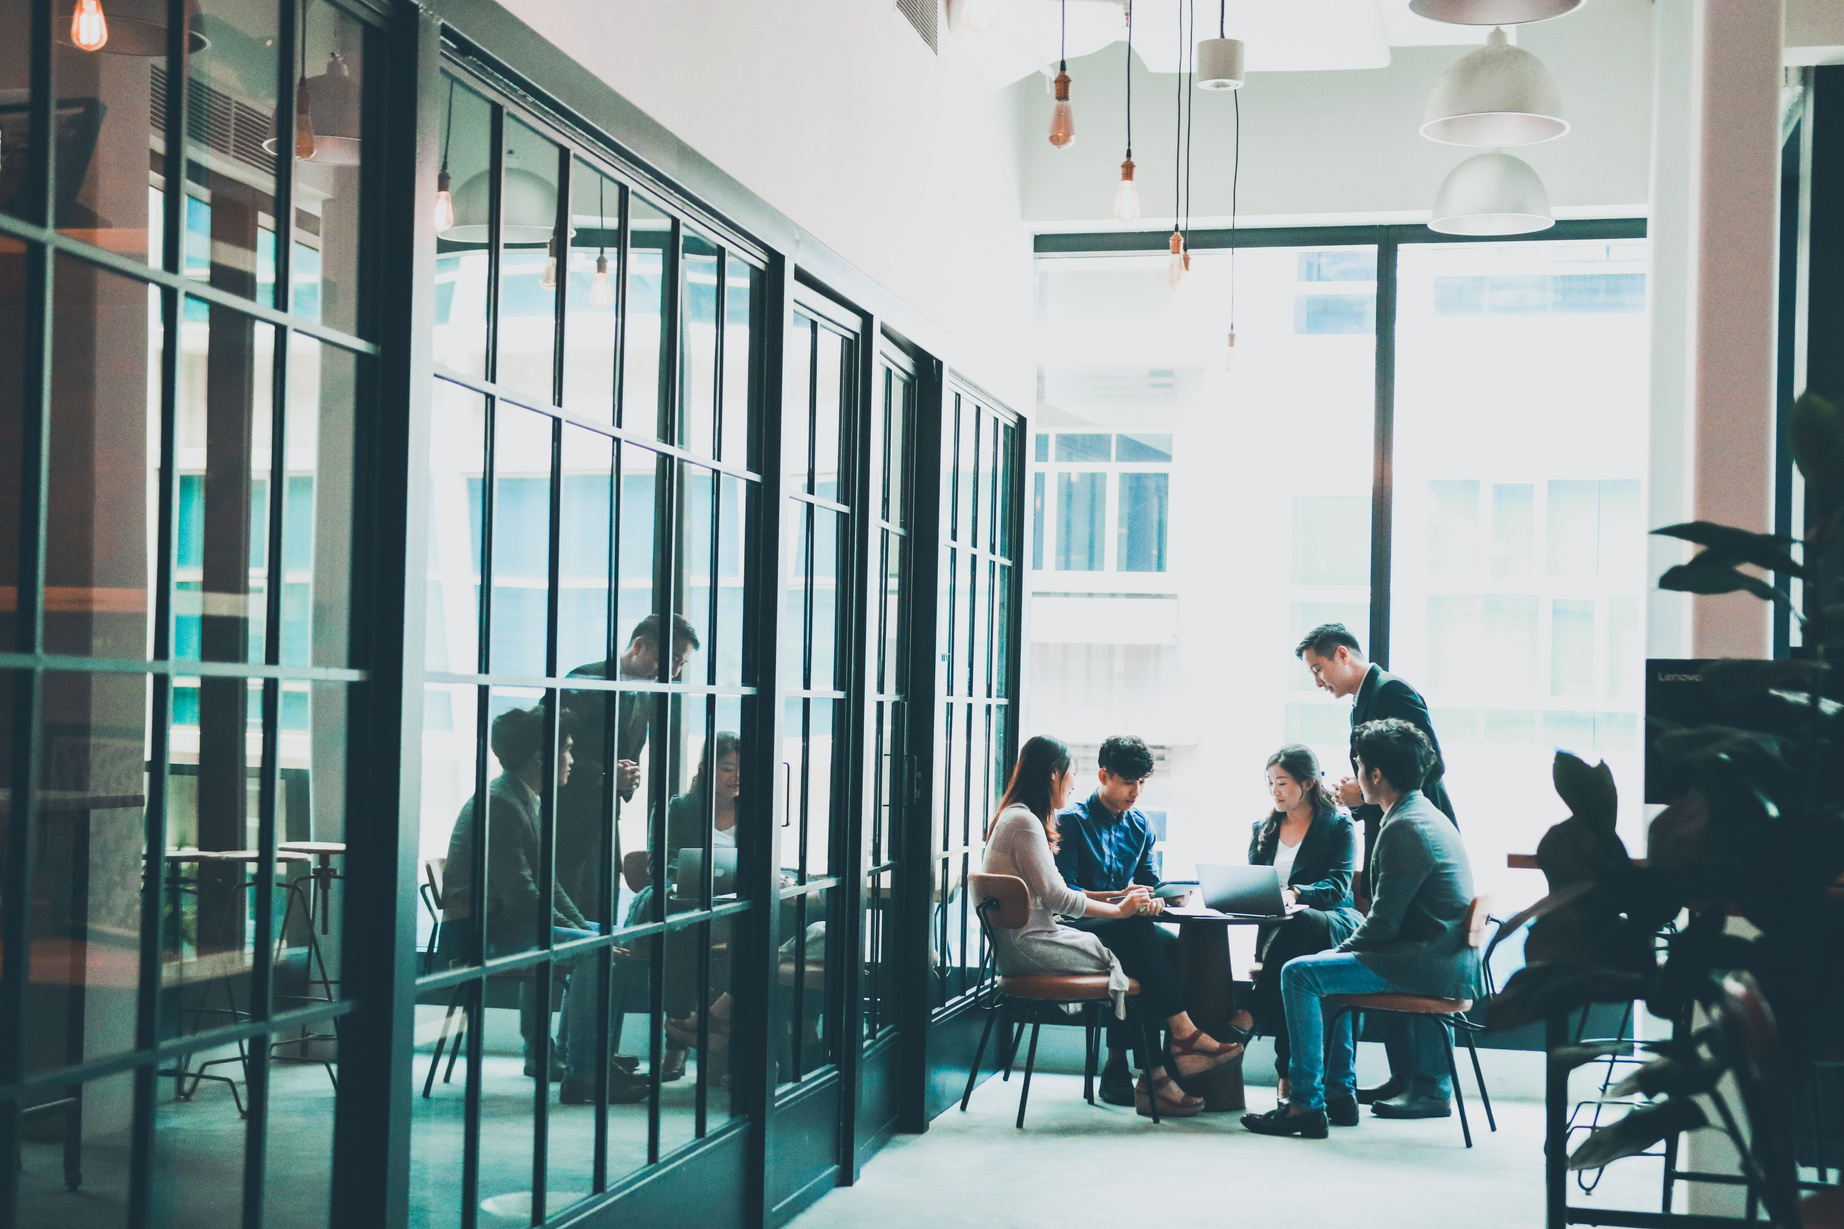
[1135,1074,1204,1119]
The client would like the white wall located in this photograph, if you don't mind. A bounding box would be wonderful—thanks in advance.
[1016,0,1657,226]
[495,0,1039,408]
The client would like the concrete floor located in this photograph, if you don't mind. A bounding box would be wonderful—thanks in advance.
[789,1075,1670,1229]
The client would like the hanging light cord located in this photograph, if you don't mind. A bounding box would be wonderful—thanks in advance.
[1124,0,1133,159]
[1219,0,1225,38]
[598,176,606,258]
[440,77,455,173]
[1231,88,1240,329]
[1183,0,1195,238]
[1059,0,1067,71]
[1172,0,1182,233]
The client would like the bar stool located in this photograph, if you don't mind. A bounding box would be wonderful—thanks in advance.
[274,841,344,1083]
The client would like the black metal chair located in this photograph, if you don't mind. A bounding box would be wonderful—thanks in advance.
[957,872,1164,1127]
[1327,896,1497,1147]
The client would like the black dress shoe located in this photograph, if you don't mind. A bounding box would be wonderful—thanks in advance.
[612,1054,640,1074]
[560,1072,653,1105]
[1240,1104,1328,1139]
[524,1057,566,1082]
[1326,1097,1360,1127]
[1356,1079,1408,1106]
[1370,1092,1452,1119]
[1098,1057,1135,1107]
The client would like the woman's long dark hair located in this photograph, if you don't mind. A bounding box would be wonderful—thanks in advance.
[1259,743,1337,844]
[690,731,742,808]
[993,735,1073,851]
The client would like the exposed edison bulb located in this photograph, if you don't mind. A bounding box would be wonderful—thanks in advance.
[1048,71,1074,149]
[590,253,614,309]
[1223,328,1238,370]
[71,0,108,51]
[540,236,558,292]
[1113,158,1140,222]
[293,80,316,160]
[1166,231,1188,290]
[962,0,996,32]
[434,170,455,232]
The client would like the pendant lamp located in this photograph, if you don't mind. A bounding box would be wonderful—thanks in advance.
[1113,2,1139,221]
[1409,0,1580,24]
[1428,151,1553,235]
[1048,0,1074,149]
[56,0,207,54]
[1195,1,1242,90]
[264,51,362,166]
[445,165,560,244]
[1422,28,1565,146]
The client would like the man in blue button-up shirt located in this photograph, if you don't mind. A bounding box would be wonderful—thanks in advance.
[1056,735,1176,1105]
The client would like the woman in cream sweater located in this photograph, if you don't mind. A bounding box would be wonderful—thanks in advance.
[982,735,1240,1117]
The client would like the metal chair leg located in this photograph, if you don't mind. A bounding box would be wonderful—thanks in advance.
[1461,1024,1496,1132]
[423,986,465,1098]
[1133,1001,1161,1124]
[1444,1021,1473,1148]
[1082,1006,1097,1106]
[1015,1023,1042,1129]
[1001,1019,1023,1082]
[960,1004,1000,1112]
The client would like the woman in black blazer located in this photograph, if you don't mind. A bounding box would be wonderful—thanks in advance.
[1235,744,1364,1095]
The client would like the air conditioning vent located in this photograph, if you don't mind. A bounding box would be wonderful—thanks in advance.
[897,0,938,53]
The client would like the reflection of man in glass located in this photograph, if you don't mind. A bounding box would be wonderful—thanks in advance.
[443,706,606,1092]
[556,613,702,907]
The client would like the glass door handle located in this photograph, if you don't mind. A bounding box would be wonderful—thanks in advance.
[782,761,792,827]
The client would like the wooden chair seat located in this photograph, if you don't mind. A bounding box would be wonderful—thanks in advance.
[997,974,1140,1001]
[1330,992,1472,1015]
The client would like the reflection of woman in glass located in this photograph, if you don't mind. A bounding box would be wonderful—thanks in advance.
[662,733,742,1066]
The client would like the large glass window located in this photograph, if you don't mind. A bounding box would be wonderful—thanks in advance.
[1390,238,1651,907]
[414,72,765,1224]
[1028,248,1375,875]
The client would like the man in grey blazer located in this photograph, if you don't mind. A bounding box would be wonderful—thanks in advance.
[1241,719,1481,1138]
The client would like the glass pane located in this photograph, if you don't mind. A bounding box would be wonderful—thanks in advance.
[1030,246,1373,882]
[656,919,699,1154]
[562,161,618,423]
[174,300,276,664]
[425,381,487,673]
[615,445,664,664]
[478,686,548,959]
[721,259,758,467]
[264,1048,335,1229]
[51,14,162,258]
[160,676,265,1041]
[803,698,836,879]
[487,405,553,678]
[557,426,613,676]
[410,983,473,1229]
[664,695,710,917]
[678,231,719,454]
[17,1072,134,1229]
[282,336,357,667]
[812,326,843,503]
[497,116,561,404]
[45,255,160,658]
[779,505,809,692]
[622,197,671,437]
[0,9,35,224]
[992,563,1012,699]
[1392,238,1651,908]
[784,317,812,495]
[272,683,348,1015]
[556,682,614,927]
[25,671,150,1076]
[474,994,538,1229]
[953,397,976,545]
[422,682,479,972]
[0,238,19,647]
[676,465,715,685]
[184,0,281,310]
[810,508,840,692]
[432,81,493,379]
[714,475,747,688]
[1117,471,1168,572]
[292,0,368,333]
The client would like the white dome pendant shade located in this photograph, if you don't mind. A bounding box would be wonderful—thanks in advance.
[1409,0,1580,24]
[1422,28,1567,146]
[1195,37,1244,90]
[443,166,560,244]
[1428,151,1554,235]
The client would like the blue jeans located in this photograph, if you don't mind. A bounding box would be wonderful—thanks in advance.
[1279,950,1454,1111]
[518,926,603,1080]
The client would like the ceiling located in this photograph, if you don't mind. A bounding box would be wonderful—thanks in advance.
[957,0,1516,87]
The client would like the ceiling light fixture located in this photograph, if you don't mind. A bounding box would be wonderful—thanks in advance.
[1408,0,1580,24]
[589,177,614,309]
[961,0,997,34]
[1048,0,1075,149]
[1225,87,1240,367]
[435,79,457,233]
[70,0,107,50]
[1195,0,1243,91]
[1114,2,1140,222]
[1422,27,1566,146]
[57,0,207,55]
[1168,0,1194,290]
[1428,150,1554,235]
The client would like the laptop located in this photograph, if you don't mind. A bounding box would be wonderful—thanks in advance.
[673,847,739,895]
[1196,863,1294,917]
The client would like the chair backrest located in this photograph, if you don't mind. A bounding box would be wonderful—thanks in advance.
[1463,896,1491,949]
[968,873,1029,931]
[424,857,445,910]
[621,849,652,894]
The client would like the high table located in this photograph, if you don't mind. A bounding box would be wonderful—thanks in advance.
[1162,905,1283,1112]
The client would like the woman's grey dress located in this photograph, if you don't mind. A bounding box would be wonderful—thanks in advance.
[980,804,1130,1019]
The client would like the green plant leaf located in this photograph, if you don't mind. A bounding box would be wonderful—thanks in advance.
[1790,391,1844,491]
[1652,522,1802,576]
[1567,1097,1708,1171]
[1659,561,1798,612]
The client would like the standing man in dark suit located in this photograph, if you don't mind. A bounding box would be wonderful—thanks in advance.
[1294,622,1456,1113]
